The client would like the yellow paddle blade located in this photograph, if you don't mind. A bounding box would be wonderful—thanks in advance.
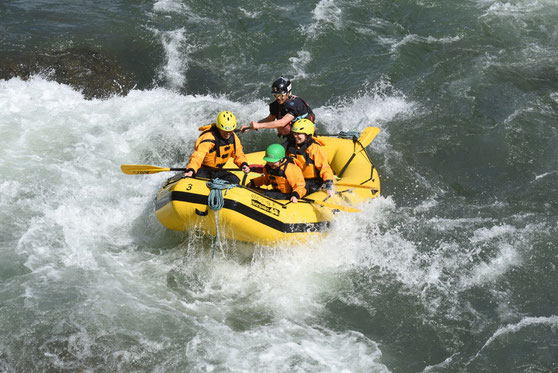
[121,164,171,175]
[304,198,361,213]
[357,126,380,148]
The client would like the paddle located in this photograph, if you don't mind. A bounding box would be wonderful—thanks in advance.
[122,165,361,211]
[197,124,243,133]
[356,126,380,148]
[335,182,379,191]
[120,164,248,175]
[235,184,360,212]
[302,198,361,213]
[121,165,186,175]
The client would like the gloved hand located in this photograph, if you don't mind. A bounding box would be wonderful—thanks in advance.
[324,180,334,197]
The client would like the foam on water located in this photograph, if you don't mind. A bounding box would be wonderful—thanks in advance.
[305,0,343,39]
[289,50,312,80]
[155,198,404,371]
[480,0,546,17]
[317,78,416,135]
[3,0,558,370]
[0,76,414,370]
[156,28,188,89]
[1,54,555,371]
[153,0,190,14]
[384,34,462,56]
[464,315,558,371]
[184,319,389,372]
[477,315,558,354]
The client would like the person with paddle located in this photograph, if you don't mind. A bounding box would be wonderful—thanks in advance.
[183,111,250,184]
[239,77,315,137]
[284,118,335,198]
[247,144,306,203]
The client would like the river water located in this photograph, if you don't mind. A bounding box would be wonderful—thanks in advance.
[1,0,558,372]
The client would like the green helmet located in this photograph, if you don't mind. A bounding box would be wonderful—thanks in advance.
[263,143,285,163]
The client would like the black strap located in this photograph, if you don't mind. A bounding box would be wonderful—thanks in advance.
[337,153,355,179]
[203,126,237,159]
[195,208,209,216]
[337,136,359,178]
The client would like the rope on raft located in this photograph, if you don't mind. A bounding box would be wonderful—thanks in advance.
[336,131,360,139]
[206,178,236,258]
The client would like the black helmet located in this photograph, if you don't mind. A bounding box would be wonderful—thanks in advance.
[271,77,291,94]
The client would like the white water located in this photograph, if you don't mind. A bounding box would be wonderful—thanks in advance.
[1,76,416,371]
[3,0,558,370]
[1,75,543,371]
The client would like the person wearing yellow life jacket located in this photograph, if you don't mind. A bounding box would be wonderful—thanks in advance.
[283,118,335,197]
[239,77,315,137]
[247,144,306,203]
[184,111,250,184]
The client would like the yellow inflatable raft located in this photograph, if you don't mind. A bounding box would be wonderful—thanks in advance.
[127,127,381,244]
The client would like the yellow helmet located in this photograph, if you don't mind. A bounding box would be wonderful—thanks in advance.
[216,111,237,131]
[291,118,315,136]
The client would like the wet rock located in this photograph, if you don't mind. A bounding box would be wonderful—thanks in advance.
[0,47,136,99]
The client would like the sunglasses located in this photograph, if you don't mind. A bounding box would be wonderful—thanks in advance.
[273,93,287,98]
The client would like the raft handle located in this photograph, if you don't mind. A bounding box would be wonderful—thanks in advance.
[195,208,209,216]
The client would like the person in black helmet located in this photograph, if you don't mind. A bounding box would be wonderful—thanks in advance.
[240,77,315,137]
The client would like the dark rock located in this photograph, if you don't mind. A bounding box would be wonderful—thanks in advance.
[0,47,136,99]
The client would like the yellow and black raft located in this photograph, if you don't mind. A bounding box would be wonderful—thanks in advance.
[122,127,381,244]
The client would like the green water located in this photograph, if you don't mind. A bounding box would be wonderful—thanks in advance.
[1,0,557,371]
